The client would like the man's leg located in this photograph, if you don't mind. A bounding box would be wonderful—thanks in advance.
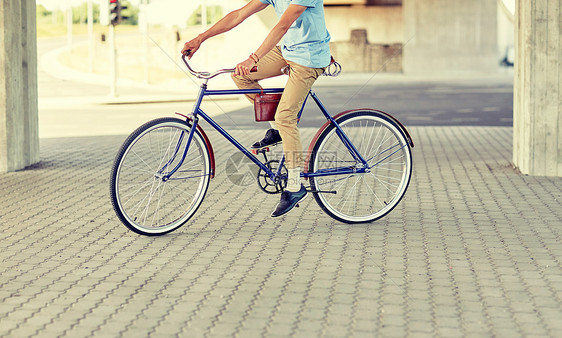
[271,62,324,218]
[231,46,286,144]
[231,46,285,104]
[275,62,324,173]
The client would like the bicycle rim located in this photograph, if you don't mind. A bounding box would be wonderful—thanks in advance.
[310,112,412,223]
[110,118,210,235]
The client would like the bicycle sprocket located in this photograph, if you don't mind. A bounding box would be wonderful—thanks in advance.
[257,160,287,194]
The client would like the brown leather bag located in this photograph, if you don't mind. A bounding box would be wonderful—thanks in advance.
[254,93,282,122]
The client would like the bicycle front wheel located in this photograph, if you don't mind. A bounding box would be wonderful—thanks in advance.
[308,110,413,223]
[110,117,211,236]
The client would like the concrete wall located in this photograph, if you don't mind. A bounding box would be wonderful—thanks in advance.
[320,5,404,72]
[257,5,403,44]
[324,5,403,43]
[330,30,402,72]
[0,0,39,172]
[513,0,562,176]
[402,0,499,73]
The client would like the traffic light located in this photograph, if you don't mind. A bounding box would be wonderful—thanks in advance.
[109,0,128,25]
[109,0,119,25]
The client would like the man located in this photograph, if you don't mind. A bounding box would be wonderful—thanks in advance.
[182,0,331,217]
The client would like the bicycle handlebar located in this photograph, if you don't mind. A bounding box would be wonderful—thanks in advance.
[181,51,257,80]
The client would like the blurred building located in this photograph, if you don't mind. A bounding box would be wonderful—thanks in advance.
[141,0,513,74]
[321,0,513,74]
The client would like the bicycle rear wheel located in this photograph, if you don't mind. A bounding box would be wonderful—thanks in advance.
[110,117,211,236]
[308,110,412,223]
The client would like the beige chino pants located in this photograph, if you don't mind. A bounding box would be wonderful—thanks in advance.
[231,46,324,169]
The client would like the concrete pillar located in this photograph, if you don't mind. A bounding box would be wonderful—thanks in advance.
[513,0,562,176]
[403,0,498,73]
[0,0,39,172]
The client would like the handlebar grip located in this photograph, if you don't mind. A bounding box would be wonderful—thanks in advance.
[181,51,256,79]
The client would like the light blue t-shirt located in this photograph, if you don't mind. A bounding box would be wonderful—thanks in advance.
[259,0,331,68]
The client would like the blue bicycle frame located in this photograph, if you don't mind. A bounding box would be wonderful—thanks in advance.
[162,82,369,182]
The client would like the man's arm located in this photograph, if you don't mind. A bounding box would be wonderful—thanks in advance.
[235,4,307,75]
[182,0,268,57]
[255,4,307,60]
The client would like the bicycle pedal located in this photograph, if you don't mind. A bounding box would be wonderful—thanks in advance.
[251,147,270,155]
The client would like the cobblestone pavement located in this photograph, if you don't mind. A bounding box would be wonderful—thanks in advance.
[1,126,561,337]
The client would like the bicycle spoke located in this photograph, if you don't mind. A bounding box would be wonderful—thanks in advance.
[326,174,355,204]
[366,142,401,163]
[130,148,156,173]
[371,172,403,182]
[362,175,386,207]
[164,181,198,206]
[372,146,407,168]
[151,182,164,227]
[120,164,159,176]
[371,171,399,190]
[366,130,394,164]
[121,178,157,208]
[159,128,179,171]
[336,175,361,214]
[132,178,160,222]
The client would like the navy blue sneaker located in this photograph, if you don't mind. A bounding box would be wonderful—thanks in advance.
[251,129,282,149]
[271,185,308,217]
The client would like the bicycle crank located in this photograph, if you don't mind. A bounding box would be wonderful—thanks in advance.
[257,160,287,194]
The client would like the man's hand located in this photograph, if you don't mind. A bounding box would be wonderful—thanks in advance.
[181,36,202,58]
[235,57,257,76]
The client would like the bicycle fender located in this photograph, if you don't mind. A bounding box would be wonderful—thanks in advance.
[175,113,216,179]
[304,109,414,175]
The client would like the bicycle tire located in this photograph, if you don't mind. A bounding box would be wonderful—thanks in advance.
[110,117,211,236]
[308,110,413,223]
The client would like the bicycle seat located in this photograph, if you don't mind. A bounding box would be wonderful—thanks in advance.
[322,57,342,77]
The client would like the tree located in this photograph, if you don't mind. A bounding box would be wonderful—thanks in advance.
[36,4,51,18]
[72,3,101,24]
[120,1,139,25]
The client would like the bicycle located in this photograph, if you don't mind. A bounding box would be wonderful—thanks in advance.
[109,54,414,236]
